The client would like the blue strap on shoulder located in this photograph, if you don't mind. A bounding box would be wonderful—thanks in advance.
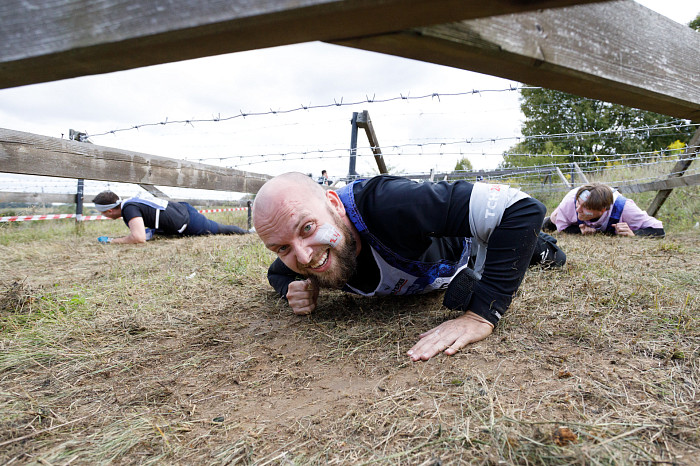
[335,179,471,294]
[604,195,627,233]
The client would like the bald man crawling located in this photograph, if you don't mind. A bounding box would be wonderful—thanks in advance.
[253,172,564,361]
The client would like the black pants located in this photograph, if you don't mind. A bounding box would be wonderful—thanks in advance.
[530,231,566,267]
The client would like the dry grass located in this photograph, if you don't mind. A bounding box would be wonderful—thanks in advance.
[0,211,699,465]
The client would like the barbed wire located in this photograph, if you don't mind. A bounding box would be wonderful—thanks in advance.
[424,156,697,184]
[184,121,697,167]
[87,86,535,138]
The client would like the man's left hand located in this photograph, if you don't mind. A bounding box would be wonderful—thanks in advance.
[407,311,494,361]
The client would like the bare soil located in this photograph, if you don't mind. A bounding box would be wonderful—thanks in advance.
[1,229,698,464]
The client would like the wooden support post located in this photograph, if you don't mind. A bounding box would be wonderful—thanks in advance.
[139,184,170,199]
[355,110,389,175]
[647,126,700,216]
[555,167,571,187]
[573,162,589,183]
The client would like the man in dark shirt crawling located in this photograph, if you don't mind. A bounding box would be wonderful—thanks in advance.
[253,172,565,362]
[93,190,249,244]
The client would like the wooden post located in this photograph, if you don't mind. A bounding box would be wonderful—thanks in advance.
[348,112,359,180]
[355,110,389,174]
[555,167,571,187]
[647,126,700,216]
[139,184,170,199]
[573,162,589,183]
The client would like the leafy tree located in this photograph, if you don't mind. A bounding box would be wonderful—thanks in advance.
[502,87,692,168]
[689,13,700,31]
[453,157,473,172]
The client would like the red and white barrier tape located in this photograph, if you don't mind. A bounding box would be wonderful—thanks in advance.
[1,207,248,223]
[197,207,249,214]
[0,213,109,222]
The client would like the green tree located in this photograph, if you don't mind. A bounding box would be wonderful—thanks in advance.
[503,87,692,168]
[453,157,473,172]
[689,13,699,31]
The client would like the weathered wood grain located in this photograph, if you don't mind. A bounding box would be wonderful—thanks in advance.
[0,128,271,194]
[336,0,700,119]
[0,0,607,88]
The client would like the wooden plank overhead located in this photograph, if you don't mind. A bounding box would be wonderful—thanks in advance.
[0,0,609,89]
[0,128,271,194]
[334,0,700,120]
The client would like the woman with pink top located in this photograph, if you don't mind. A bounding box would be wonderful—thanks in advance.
[542,182,664,237]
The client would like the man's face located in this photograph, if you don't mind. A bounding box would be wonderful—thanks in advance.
[256,192,358,289]
[575,199,606,221]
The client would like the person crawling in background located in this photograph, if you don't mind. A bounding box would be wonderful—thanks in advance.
[93,190,250,244]
[542,182,665,237]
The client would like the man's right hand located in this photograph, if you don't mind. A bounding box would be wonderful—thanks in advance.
[286,279,319,315]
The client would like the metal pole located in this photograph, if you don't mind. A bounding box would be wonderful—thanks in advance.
[75,178,84,233]
[247,200,252,230]
[570,163,575,186]
[348,112,359,181]
[76,179,84,221]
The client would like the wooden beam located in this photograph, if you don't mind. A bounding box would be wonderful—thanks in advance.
[0,191,249,207]
[0,192,77,204]
[0,128,271,194]
[617,174,700,195]
[0,0,608,89]
[355,111,388,175]
[138,184,171,199]
[335,0,700,120]
[646,127,700,216]
[555,167,571,187]
[573,162,589,184]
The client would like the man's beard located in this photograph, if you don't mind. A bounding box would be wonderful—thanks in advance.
[306,220,358,290]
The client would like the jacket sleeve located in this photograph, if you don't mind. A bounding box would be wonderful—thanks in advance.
[634,227,665,237]
[466,197,545,325]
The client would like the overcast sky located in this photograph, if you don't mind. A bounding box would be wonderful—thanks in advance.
[0,0,697,199]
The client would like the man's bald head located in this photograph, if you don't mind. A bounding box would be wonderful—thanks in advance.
[253,172,328,230]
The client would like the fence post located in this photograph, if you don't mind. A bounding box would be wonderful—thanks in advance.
[573,162,589,184]
[570,163,575,186]
[74,180,84,234]
[555,167,571,187]
[69,129,90,234]
[647,126,700,216]
[348,112,359,181]
[355,110,388,174]
[247,200,252,230]
[76,179,84,223]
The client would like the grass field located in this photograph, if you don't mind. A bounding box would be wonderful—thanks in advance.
[1,188,699,464]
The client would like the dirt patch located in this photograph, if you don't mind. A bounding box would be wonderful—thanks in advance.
[1,232,699,464]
